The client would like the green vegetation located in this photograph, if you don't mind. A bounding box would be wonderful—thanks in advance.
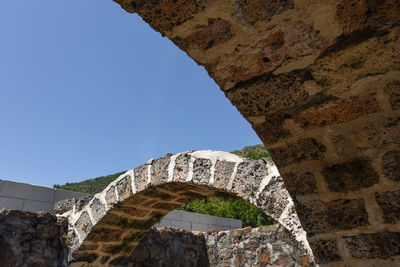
[62,233,71,246]
[54,145,275,227]
[53,171,126,194]
[231,144,269,160]
[180,196,276,227]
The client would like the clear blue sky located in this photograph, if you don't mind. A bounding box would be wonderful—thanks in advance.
[0,1,261,187]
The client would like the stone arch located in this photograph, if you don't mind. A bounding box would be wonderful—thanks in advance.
[60,151,310,265]
[108,1,400,265]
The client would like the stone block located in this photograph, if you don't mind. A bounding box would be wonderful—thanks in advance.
[173,18,232,51]
[150,154,171,186]
[237,0,294,24]
[22,200,53,213]
[226,70,311,117]
[0,196,24,210]
[0,180,55,203]
[269,138,326,167]
[231,159,268,201]
[134,165,149,192]
[115,175,133,201]
[256,175,289,218]
[281,171,318,195]
[173,153,191,183]
[385,80,400,110]
[74,211,93,240]
[294,94,380,129]
[375,190,400,223]
[213,160,235,190]
[105,186,117,207]
[323,159,379,192]
[191,158,212,185]
[382,151,400,181]
[296,198,369,235]
[344,231,400,258]
[309,238,342,264]
[89,198,106,224]
[253,113,291,144]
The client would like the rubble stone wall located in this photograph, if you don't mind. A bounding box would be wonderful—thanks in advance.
[0,210,68,267]
[112,0,400,265]
[121,225,312,267]
[61,151,311,265]
[0,210,313,267]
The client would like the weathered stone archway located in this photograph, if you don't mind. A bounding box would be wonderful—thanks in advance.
[61,151,310,265]
[108,1,400,265]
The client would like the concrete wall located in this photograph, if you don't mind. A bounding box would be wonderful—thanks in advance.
[154,210,242,232]
[0,179,87,213]
[1,179,241,232]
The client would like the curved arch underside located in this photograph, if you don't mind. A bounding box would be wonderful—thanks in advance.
[110,0,400,265]
[62,151,310,265]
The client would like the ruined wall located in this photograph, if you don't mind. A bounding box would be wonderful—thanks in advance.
[74,225,313,267]
[61,151,312,265]
[113,0,400,265]
[0,211,312,267]
[0,210,68,267]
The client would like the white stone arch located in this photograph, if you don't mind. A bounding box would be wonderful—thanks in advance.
[59,150,311,265]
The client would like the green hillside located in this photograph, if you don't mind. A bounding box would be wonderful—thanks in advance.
[53,145,275,227]
[53,171,126,194]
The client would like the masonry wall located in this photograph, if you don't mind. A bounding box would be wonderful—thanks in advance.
[0,210,68,267]
[112,0,400,265]
[71,225,313,267]
[1,210,311,267]
[0,179,87,213]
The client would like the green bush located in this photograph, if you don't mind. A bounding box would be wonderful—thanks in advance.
[180,196,276,227]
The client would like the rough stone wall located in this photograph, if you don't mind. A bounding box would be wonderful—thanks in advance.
[0,209,68,267]
[204,224,312,267]
[111,225,313,267]
[61,151,311,265]
[0,210,312,267]
[113,0,400,265]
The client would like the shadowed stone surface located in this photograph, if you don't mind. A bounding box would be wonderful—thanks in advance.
[344,232,400,259]
[308,239,342,264]
[0,210,68,267]
[375,190,400,223]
